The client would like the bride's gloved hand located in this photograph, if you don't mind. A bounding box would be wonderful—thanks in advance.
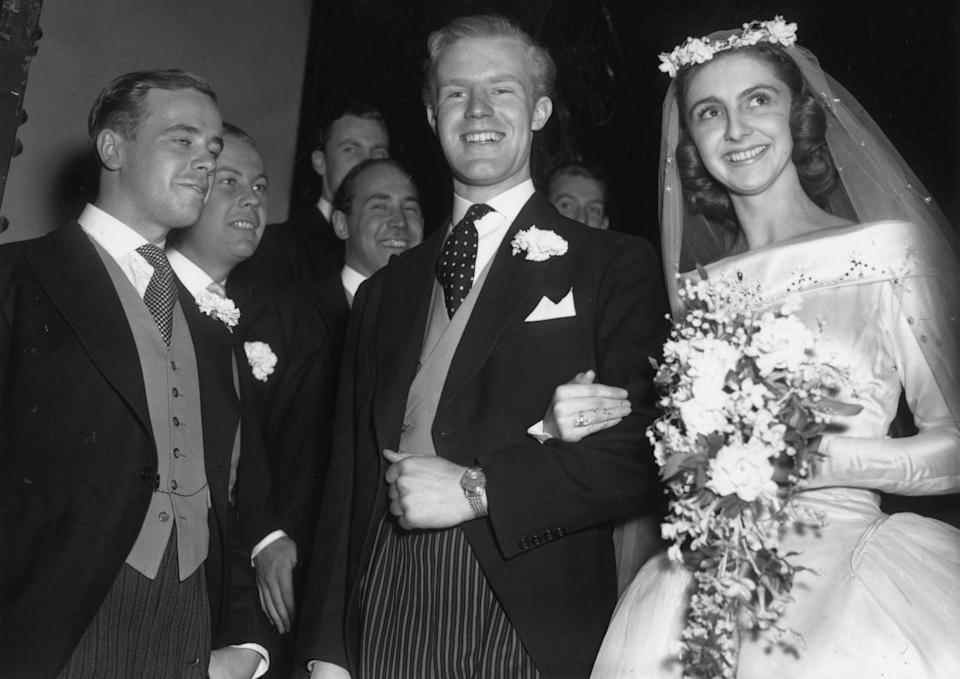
[806,423,960,495]
[542,370,632,443]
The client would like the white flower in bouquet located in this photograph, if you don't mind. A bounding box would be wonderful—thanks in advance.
[650,269,861,678]
[678,399,730,439]
[707,437,779,502]
[750,313,815,376]
[688,337,740,407]
[750,410,788,452]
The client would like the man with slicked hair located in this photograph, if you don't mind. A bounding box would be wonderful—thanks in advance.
[299,14,666,679]
[0,70,271,679]
[233,101,390,296]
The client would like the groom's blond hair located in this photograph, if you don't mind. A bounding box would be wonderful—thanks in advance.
[421,14,556,107]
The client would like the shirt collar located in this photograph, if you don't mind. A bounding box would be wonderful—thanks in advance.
[452,179,535,227]
[341,264,367,300]
[78,203,161,259]
[166,248,217,298]
[317,196,334,222]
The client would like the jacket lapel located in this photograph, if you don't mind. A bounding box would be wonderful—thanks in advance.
[442,193,570,405]
[27,223,152,434]
[371,232,445,452]
[179,281,239,480]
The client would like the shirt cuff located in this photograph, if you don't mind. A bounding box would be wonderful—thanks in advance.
[250,530,288,564]
[307,660,351,678]
[229,644,270,679]
[526,420,552,443]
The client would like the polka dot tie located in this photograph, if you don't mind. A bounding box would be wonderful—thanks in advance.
[136,244,176,346]
[436,203,493,318]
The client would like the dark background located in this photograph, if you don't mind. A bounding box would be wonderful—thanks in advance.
[290,0,959,245]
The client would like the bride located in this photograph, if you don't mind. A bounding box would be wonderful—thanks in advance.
[544,17,960,679]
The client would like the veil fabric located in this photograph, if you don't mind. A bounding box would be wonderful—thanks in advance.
[658,43,960,426]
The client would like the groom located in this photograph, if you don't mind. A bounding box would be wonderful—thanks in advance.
[298,13,667,678]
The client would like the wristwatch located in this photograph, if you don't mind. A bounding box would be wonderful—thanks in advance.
[460,466,487,518]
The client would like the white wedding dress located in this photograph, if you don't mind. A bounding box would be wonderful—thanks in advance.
[592,220,960,678]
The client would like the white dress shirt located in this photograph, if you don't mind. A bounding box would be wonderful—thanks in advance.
[78,203,162,293]
[340,264,367,306]
[317,196,334,222]
[166,249,220,298]
[450,178,535,284]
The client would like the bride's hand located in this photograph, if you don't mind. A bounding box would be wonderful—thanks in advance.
[543,370,631,442]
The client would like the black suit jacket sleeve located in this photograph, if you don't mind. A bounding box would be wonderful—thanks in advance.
[270,314,340,548]
[295,282,370,670]
[480,236,668,559]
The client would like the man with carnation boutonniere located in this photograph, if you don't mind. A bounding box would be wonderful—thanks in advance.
[297,13,669,679]
[168,123,338,679]
[0,71,273,679]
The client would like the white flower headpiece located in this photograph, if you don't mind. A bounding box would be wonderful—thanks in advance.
[658,16,798,78]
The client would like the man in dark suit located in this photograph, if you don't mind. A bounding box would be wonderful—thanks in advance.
[233,102,390,295]
[308,156,426,417]
[299,14,667,679]
[0,70,270,679]
[168,121,337,677]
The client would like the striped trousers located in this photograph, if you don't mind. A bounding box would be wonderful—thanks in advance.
[58,527,210,679]
[359,516,540,679]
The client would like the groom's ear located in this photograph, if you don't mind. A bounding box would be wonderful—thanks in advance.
[531,96,553,132]
[96,129,124,171]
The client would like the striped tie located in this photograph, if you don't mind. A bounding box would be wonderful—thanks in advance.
[436,203,493,317]
[136,244,176,345]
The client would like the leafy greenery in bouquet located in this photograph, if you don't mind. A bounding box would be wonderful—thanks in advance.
[649,272,861,679]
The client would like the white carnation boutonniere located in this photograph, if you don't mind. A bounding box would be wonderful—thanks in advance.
[244,341,277,382]
[510,225,568,262]
[196,289,240,331]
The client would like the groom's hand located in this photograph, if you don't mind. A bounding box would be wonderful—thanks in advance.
[383,449,474,530]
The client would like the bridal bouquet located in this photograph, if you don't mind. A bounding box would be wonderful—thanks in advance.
[649,272,860,679]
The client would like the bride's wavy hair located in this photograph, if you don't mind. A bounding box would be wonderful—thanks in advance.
[674,43,838,231]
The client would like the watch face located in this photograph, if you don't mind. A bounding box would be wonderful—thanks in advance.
[461,467,486,493]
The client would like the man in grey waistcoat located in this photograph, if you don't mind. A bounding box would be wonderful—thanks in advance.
[299,14,667,679]
[0,70,272,679]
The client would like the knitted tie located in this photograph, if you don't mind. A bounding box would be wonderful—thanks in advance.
[436,203,493,317]
[136,244,176,345]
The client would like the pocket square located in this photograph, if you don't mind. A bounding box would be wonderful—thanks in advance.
[524,289,576,322]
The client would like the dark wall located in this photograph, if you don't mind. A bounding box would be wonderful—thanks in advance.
[293,1,958,243]
[0,0,312,244]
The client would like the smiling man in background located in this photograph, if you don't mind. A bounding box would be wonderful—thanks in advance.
[330,157,425,305]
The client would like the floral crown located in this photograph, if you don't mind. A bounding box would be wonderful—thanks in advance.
[658,16,798,78]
